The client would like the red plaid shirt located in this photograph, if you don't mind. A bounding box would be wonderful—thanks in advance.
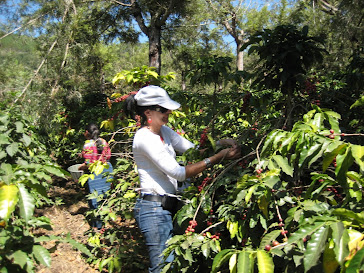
[82,138,111,164]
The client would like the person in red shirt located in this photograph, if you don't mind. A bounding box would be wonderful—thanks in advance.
[79,123,113,229]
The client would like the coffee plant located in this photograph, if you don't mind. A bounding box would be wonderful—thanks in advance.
[0,108,92,272]
[74,65,363,273]
[161,106,363,273]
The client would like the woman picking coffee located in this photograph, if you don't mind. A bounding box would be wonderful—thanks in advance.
[124,85,240,273]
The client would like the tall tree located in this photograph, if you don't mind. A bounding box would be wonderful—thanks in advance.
[114,0,191,74]
[162,0,230,90]
[204,0,271,71]
[288,0,364,70]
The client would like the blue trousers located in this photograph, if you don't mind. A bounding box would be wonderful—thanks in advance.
[87,162,113,229]
[133,199,174,273]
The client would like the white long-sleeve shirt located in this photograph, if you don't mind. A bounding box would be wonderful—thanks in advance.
[133,125,195,195]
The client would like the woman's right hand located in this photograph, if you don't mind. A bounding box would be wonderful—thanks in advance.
[216,146,241,160]
[78,163,88,171]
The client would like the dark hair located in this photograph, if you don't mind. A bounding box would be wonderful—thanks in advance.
[123,94,154,125]
[86,123,103,154]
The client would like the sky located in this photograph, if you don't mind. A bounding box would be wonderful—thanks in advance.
[1,0,279,50]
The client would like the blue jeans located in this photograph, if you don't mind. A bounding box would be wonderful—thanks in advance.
[87,162,113,229]
[134,198,174,273]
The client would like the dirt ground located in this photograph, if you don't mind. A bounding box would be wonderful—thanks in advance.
[34,174,154,273]
[32,171,152,273]
[35,178,100,273]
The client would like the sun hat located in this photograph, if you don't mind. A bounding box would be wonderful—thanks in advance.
[134,85,181,110]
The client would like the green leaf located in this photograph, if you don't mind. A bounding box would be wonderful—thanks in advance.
[32,245,51,267]
[35,172,52,181]
[258,195,269,218]
[6,142,19,157]
[99,257,112,271]
[346,247,364,273]
[34,234,61,243]
[15,121,24,133]
[323,111,341,120]
[351,145,364,172]
[93,162,105,176]
[0,184,19,221]
[7,250,28,269]
[237,250,252,273]
[335,147,354,185]
[1,163,13,184]
[17,183,35,224]
[323,110,341,138]
[308,139,330,168]
[322,143,347,172]
[311,181,330,199]
[64,236,93,257]
[323,244,339,273]
[330,222,349,265]
[0,134,10,145]
[287,221,326,245]
[229,253,237,273]
[311,113,323,130]
[28,216,52,230]
[27,181,48,197]
[212,249,235,273]
[22,133,31,147]
[227,220,239,239]
[207,134,217,151]
[332,208,364,224]
[43,165,66,178]
[245,185,256,203]
[184,248,193,262]
[78,174,90,186]
[272,155,293,177]
[301,142,322,168]
[303,225,329,272]
[259,230,281,249]
[256,249,274,273]
[272,131,287,151]
[350,95,364,109]
[148,70,159,79]
[279,132,296,155]
[0,151,6,160]
[201,242,211,258]
[261,130,280,157]
[161,262,172,273]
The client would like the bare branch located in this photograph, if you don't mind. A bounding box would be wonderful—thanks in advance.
[51,39,71,97]
[13,39,58,105]
[111,0,132,7]
[317,0,338,15]
[0,16,42,40]
[130,0,149,36]
[159,0,177,26]
[51,6,74,97]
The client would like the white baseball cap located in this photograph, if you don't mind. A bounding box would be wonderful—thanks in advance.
[134,85,181,110]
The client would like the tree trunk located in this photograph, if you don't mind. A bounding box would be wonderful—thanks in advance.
[236,40,244,71]
[283,81,294,130]
[181,71,186,91]
[148,26,162,74]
